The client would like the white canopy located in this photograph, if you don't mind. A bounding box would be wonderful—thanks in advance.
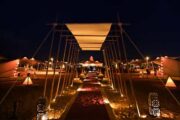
[66,23,112,51]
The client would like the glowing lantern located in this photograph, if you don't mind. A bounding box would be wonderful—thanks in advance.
[23,56,28,59]
[30,57,35,60]
[146,56,150,61]
[103,98,109,104]
[90,56,94,62]
[23,73,33,85]
[50,57,54,61]
[165,77,176,88]
[115,63,118,69]
[61,64,65,69]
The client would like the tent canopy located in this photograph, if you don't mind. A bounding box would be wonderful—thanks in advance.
[66,23,112,51]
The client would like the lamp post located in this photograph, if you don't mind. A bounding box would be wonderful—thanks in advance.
[50,57,54,61]
[146,56,149,68]
[145,56,150,78]
[50,57,54,69]
[115,63,118,69]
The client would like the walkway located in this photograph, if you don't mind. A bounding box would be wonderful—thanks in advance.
[64,72,110,120]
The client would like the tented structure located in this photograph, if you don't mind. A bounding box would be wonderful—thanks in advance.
[0,59,19,78]
[66,23,111,51]
[79,56,103,67]
[80,60,103,67]
[162,58,180,77]
[20,57,38,66]
[153,57,180,77]
[165,77,176,88]
[23,76,33,85]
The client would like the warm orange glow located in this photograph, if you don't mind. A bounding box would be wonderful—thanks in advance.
[110,102,119,109]
[50,57,54,61]
[82,48,101,51]
[140,114,147,118]
[66,23,111,51]
[23,56,28,59]
[80,43,102,48]
[66,23,111,35]
[61,64,65,69]
[36,71,60,75]
[75,36,106,43]
[23,77,33,85]
[103,98,110,104]
[0,59,20,78]
[76,36,105,50]
[90,56,94,61]
[30,57,35,60]
[165,77,176,87]
[146,56,150,61]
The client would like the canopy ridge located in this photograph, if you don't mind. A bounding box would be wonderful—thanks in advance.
[66,23,112,51]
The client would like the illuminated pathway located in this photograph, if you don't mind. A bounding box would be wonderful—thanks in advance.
[64,72,110,120]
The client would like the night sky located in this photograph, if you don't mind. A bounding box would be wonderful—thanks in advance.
[0,0,180,61]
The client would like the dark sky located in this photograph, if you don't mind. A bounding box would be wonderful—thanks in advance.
[0,0,180,61]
